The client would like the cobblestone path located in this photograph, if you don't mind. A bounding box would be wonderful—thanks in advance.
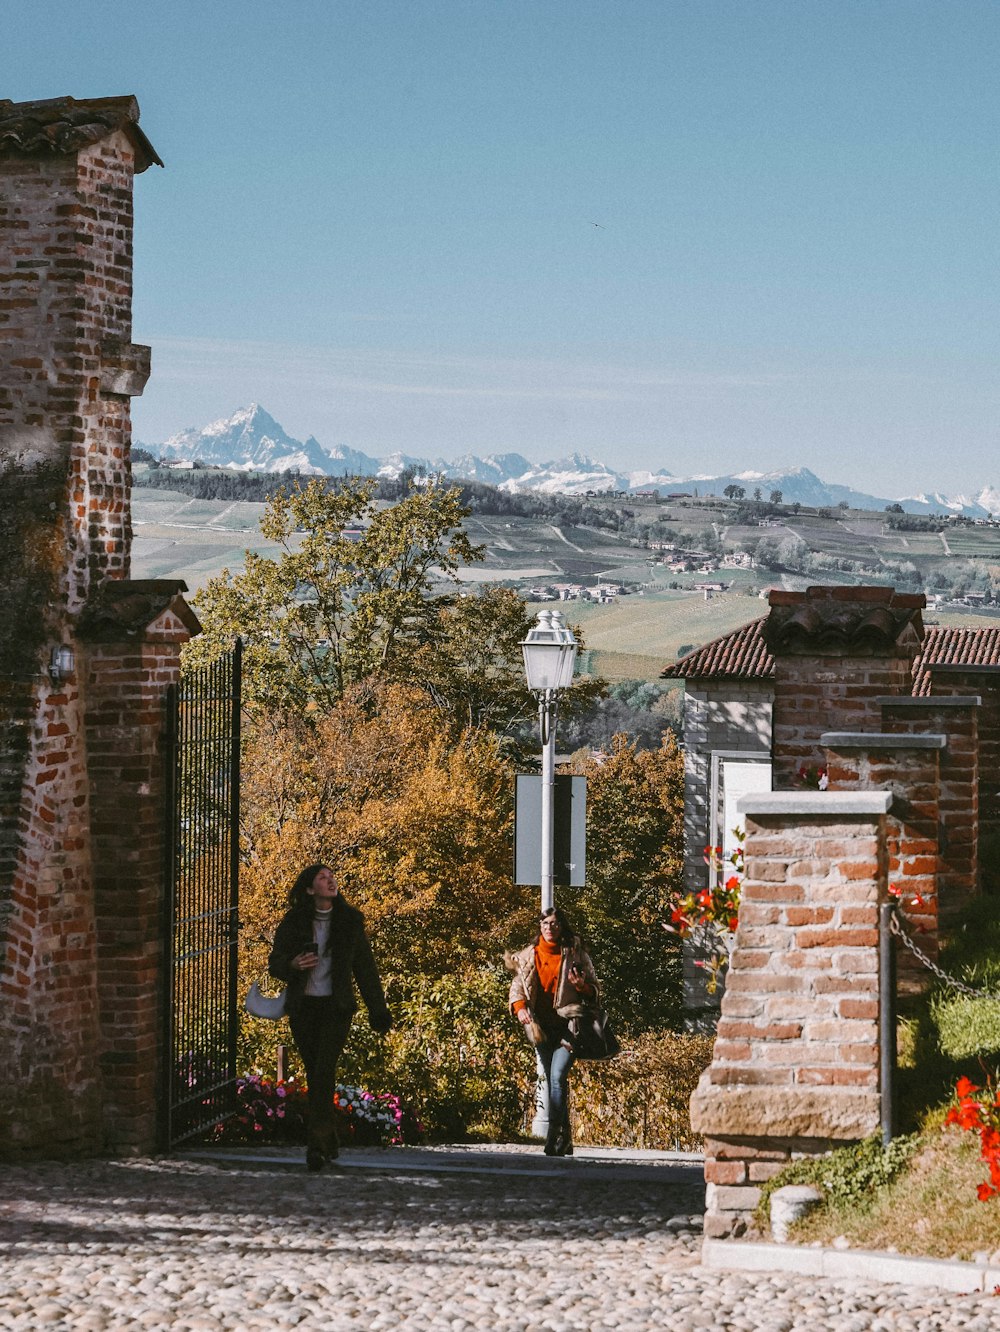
[1,1151,998,1330]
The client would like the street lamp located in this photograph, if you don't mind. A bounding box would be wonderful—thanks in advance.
[520,608,578,1139]
[521,608,578,912]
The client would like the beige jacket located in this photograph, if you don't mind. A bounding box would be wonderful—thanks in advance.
[505,938,600,1021]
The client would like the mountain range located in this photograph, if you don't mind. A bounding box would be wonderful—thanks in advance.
[147,404,1000,518]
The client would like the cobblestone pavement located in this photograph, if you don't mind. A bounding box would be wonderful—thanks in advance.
[1,1148,999,1330]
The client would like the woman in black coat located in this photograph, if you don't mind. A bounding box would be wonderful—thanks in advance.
[269,863,392,1171]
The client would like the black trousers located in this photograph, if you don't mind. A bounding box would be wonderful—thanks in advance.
[289,997,354,1153]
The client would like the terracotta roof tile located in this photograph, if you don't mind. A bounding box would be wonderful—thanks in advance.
[911,625,1000,695]
[661,617,773,680]
[0,95,162,171]
[663,618,1000,693]
[764,586,924,657]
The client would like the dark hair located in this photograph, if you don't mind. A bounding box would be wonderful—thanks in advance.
[288,863,336,910]
[537,906,577,944]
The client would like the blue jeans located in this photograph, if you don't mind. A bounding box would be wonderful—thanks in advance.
[537,1036,575,1145]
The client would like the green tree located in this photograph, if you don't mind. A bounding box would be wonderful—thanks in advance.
[408,586,605,739]
[186,477,483,715]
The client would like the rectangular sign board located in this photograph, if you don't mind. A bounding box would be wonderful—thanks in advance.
[514,775,586,887]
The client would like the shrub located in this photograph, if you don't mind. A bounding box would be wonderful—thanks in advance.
[341,965,535,1141]
[570,1030,714,1151]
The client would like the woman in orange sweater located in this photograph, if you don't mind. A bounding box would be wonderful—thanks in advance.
[507,906,600,1156]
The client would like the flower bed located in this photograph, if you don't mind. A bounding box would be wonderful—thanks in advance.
[209,1074,424,1147]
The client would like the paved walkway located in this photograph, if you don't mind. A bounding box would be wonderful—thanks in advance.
[1,1145,998,1330]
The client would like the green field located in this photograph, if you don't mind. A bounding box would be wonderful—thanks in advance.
[566,589,767,678]
[130,480,1000,662]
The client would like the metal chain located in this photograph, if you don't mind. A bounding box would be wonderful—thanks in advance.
[888,910,1000,1000]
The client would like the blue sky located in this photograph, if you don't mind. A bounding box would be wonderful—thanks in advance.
[6,1,999,496]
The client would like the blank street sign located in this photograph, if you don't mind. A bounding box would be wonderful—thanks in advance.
[514,775,587,887]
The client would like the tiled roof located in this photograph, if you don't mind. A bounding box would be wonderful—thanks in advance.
[78,580,200,641]
[0,95,162,172]
[663,618,1000,693]
[661,617,773,680]
[912,625,1000,695]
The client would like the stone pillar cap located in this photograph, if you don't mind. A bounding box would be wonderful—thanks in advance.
[821,731,947,750]
[738,791,893,816]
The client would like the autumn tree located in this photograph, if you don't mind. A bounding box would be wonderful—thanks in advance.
[568,733,685,1032]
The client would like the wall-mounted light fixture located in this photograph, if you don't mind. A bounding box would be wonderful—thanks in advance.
[48,645,75,686]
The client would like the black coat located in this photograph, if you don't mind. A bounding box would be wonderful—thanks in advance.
[268,895,391,1029]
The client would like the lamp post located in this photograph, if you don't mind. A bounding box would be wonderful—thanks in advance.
[521,608,578,912]
[521,608,577,1139]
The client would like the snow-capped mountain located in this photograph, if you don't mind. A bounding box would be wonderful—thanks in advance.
[443,452,535,486]
[148,405,997,518]
[157,404,378,476]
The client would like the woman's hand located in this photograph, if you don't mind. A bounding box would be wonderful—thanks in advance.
[568,965,589,993]
[292,949,319,971]
[517,1009,533,1025]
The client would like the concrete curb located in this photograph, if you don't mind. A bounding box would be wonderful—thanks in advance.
[702,1237,1000,1295]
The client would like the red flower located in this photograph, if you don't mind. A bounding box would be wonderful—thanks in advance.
[956,1076,980,1099]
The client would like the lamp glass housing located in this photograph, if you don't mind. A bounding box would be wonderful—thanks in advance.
[521,610,578,692]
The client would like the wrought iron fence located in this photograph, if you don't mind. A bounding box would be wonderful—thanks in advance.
[162,642,242,1148]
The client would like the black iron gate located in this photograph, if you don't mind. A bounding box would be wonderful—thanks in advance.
[162,641,242,1148]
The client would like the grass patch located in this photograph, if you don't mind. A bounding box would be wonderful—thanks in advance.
[758,894,1000,1255]
[782,1127,1000,1260]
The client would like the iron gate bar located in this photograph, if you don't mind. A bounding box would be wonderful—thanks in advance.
[161,640,242,1149]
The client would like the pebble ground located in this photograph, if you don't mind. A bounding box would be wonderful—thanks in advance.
[1,1146,999,1331]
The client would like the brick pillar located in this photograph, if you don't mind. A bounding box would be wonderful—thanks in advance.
[822,732,943,968]
[927,666,1000,894]
[880,696,979,926]
[81,582,199,1153]
[764,588,923,789]
[690,791,890,1238]
[0,98,163,1158]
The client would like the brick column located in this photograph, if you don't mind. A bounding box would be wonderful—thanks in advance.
[927,666,1000,894]
[822,732,943,964]
[764,588,923,790]
[879,696,979,926]
[690,791,891,1238]
[81,582,198,1153]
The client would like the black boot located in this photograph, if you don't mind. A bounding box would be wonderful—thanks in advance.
[552,1121,573,1156]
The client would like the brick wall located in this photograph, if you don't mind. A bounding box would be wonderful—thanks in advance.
[770,654,913,789]
[822,733,943,967]
[84,605,191,1152]
[690,792,890,1237]
[0,100,171,1158]
[880,696,980,927]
